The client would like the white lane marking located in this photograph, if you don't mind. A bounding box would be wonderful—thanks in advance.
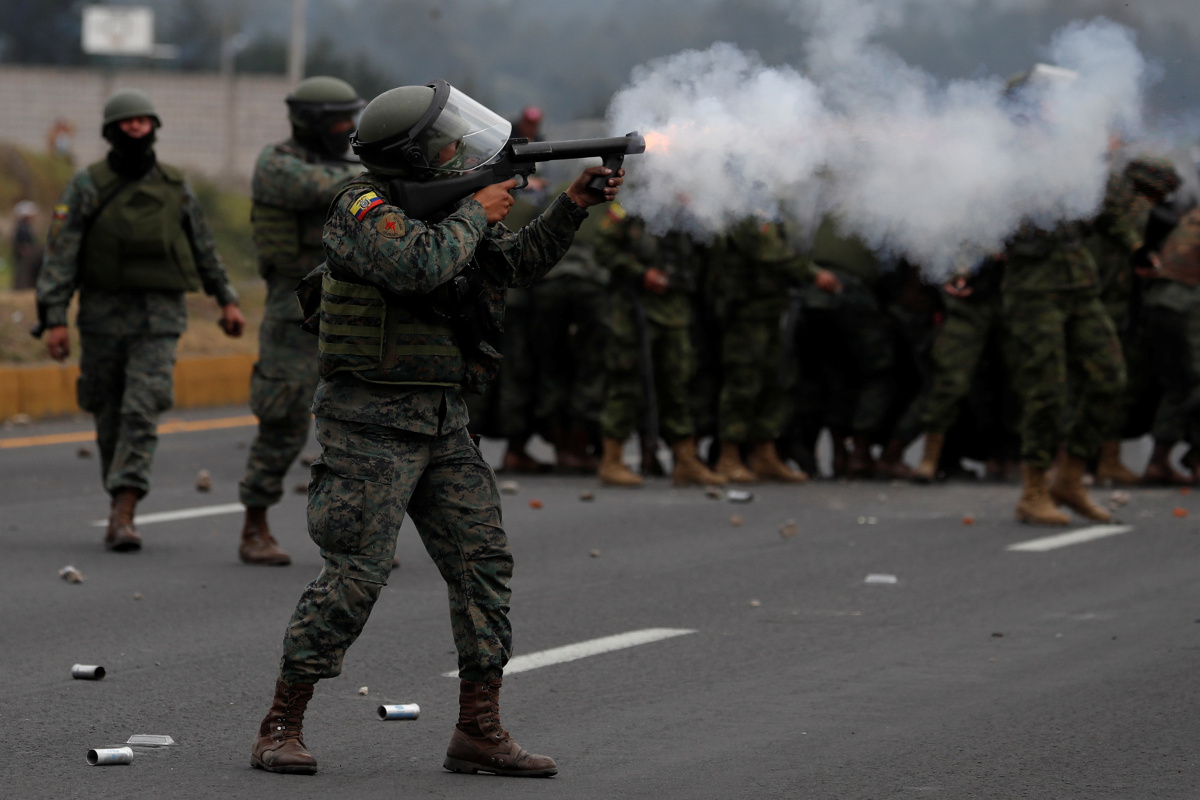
[91,503,244,527]
[1007,524,1133,552]
[442,628,696,677]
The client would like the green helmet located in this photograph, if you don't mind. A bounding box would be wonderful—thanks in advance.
[352,80,510,178]
[286,75,366,130]
[1126,156,1181,199]
[102,88,161,131]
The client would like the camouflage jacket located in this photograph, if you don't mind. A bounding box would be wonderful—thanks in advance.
[1002,221,1098,295]
[808,214,881,289]
[252,139,362,321]
[711,218,811,319]
[596,211,703,328]
[37,160,238,336]
[311,172,586,434]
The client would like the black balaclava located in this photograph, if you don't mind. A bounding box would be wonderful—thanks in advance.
[104,123,158,178]
[294,115,354,159]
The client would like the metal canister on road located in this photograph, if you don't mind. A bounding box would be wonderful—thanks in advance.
[72,664,106,680]
[377,703,420,720]
[87,747,133,766]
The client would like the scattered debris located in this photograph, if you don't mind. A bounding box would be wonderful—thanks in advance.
[857,516,879,525]
[72,664,105,680]
[991,632,1004,638]
[730,515,743,527]
[195,469,212,492]
[1109,491,1131,508]
[1182,487,1192,496]
[77,446,92,458]
[87,747,133,766]
[59,565,84,584]
[300,453,318,467]
[9,413,32,426]
[877,493,888,502]
[1174,507,1189,518]
[358,686,369,696]
[704,486,722,500]
[778,520,799,539]
[578,490,595,502]
[499,480,520,495]
[589,549,601,558]
[236,441,247,450]
[127,735,174,747]
[133,593,143,601]
[864,574,898,585]
[529,499,544,509]
[378,703,420,720]
[749,599,762,607]
[727,489,754,503]
[293,483,308,494]
[961,516,975,526]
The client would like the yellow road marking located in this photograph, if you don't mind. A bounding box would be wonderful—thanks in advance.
[0,415,259,450]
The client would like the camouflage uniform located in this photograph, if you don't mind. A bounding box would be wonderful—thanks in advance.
[37,163,238,496]
[597,213,699,445]
[711,218,810,443]
[238,140,361,508]
[278,176,585,684]
[1001,223,1126,469]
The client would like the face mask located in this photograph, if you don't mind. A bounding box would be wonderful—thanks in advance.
[105,125,157,177]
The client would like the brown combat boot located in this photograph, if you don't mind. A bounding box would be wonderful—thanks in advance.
[671,437,727,487]
[748,441,808,483]
[1015,464,1071,526]
[104,488,142,552]
[250,678,318,775]
[1094,440,1140,486]
[444,679,557,777]
[1142,442,1193,485]
[846,434,876,479]
[598,438,642,487]
[912,433,944,484]
[875,438,915,480]
[1049,453,1113,522]
[239,507,291,566]
[715,441,757,483]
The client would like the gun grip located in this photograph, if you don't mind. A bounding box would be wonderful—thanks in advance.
[586,154,624,194]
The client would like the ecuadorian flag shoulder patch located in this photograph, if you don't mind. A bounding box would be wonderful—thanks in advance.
[350,191,384,221]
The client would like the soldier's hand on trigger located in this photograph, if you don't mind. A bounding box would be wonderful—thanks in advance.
[471,179,519,224]
[643,267,670,295]
[45,325,70,362]
[219,304,246,337]
[566,166,625,208]
[814,269,843,294]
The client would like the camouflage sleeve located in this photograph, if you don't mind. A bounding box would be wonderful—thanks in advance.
[251,144,361,210]
[182,182,239,306]
[323,185,489,295]
[35,170,96,327]
[481,193,584,288]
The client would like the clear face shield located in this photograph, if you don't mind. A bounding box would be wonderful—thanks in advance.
[415,86,511,174]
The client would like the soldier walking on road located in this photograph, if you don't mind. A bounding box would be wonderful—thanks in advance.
[249,82,623,777]
[236,76,366,566]
[36,89,244,552]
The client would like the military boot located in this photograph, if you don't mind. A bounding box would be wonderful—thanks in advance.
[912,433,944,484]
[671,437,727,487]
[875,438,915,480]
[1015,465,1071,525]
[444,678,557,777]
[1094,440,1140,486]
[104,488,142,552]
[239,507,291,566]
[846,434,876,479]
[554,424,599,474]
[251,678,318,775]
[715,441,756,483]
[598,438,642,487]
[1142,442,1193,485]
[1049,453,1113,522]
[748,441,808,483]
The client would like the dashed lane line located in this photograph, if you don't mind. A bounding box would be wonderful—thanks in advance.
[0,415,258,450]
[91,503,244,527]
[1007,524,1134,552]
[443,628,697,677]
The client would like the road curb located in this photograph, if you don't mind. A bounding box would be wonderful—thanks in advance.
[0,354,255,421]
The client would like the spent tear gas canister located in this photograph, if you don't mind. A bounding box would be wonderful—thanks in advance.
[377,703,420,720]
[87,747,133,766]
[72,664,106,680]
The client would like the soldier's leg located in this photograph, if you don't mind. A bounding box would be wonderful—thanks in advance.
[566,282,611,431]
[279,418,414,684]
[240,318,318,508]
[716,313,765,445]
[838,300,895,475]
[598,293,643,442]
[654,321,696,445]
[104,335,178,496]
[529,279,573,433]
[1005,293,1068,470]
[76,335,129,488]
[1063,295,1126,462]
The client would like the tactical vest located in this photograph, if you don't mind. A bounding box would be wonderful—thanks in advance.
[251,144,329,279]
[81,160,201,292]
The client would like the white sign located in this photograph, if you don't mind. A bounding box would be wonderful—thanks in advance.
[82,5,155,56]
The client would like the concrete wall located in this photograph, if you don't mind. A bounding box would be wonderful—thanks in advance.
[0,65,292,184]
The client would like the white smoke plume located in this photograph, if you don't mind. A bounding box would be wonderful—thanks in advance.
[607,8,1150,275]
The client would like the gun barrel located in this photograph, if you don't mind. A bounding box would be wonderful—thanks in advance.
[510,132,646,164]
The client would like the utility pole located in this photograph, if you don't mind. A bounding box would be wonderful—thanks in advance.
[288,0,307,85]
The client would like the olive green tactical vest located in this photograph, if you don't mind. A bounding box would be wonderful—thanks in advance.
[317,271,466,386]
[81,160,201,292]
[251,145,329,279]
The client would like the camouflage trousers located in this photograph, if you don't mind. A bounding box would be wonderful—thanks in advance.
[279,417,512,684]
[1143,281,1200,446]
[923,295,1006,435]
[599,290,694,444]
[529,276,610,430]
[76,333,177,496]
[1003,290,1126,468]
[239,318,318,508]
[718,308,791,443]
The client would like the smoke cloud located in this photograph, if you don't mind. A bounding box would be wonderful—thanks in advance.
[608,8,1151,275]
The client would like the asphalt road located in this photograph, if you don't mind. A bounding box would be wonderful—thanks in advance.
[2,407,1198,799]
